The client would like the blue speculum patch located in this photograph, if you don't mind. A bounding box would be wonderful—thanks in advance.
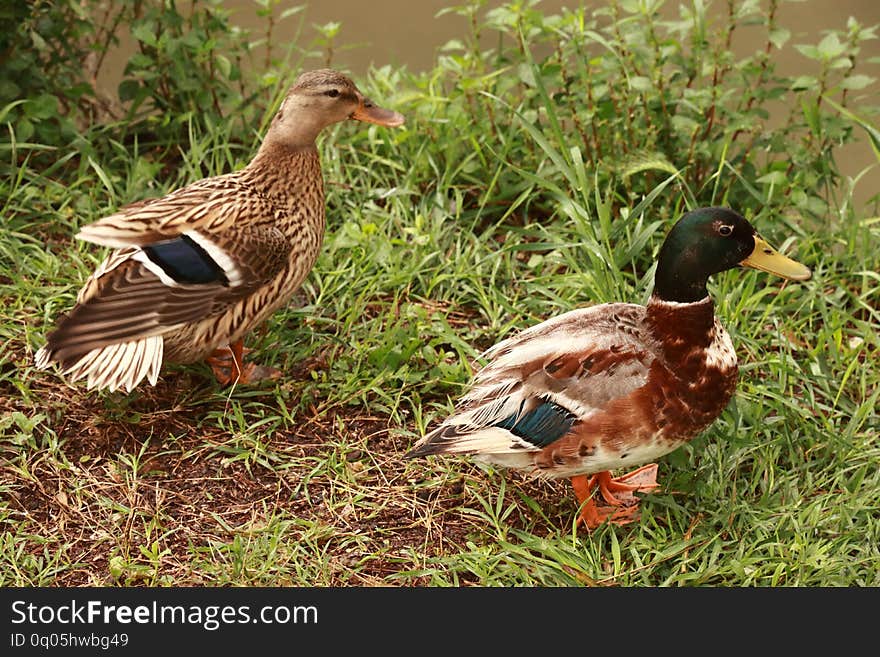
[495,398,577,447]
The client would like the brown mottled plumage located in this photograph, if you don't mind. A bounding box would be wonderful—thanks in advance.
[406,207,811,530]
[35,69,404,392]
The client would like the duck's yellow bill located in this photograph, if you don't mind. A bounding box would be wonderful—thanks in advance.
[741,236,811,281]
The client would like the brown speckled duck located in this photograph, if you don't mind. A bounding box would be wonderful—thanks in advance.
[406,208,811,530]
[35,69,404,392]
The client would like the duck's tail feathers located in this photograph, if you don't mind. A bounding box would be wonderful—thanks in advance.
[405,424,529,459]
[35,335,164,393]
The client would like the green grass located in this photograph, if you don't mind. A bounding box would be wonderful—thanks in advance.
[1,0,879,586]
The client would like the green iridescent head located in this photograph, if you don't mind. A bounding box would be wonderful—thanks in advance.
[653,207,811,303]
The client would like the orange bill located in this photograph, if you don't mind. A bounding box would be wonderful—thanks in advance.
[351,96,405,127]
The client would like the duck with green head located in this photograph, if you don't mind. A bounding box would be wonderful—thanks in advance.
[406,207,811,530]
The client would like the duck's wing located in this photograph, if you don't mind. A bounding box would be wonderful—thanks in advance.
[39,180,292,371]
[406,303,657,458]
[75,176,273,247]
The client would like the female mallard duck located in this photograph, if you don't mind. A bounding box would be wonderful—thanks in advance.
[35,69,404,392]
[406,207,811,530]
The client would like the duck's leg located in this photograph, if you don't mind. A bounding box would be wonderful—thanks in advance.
[205,341,248,385]
[205,340,281,385]
[571,474,604,529]
[570,463,659,530]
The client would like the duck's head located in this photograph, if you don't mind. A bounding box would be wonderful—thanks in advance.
[266,68,404,148]
[653,207,811,303]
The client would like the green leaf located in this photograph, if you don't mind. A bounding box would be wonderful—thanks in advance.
[628,75,653,92]
[756,171,787,185]
[794,44,820,60]
[817,32,847,60]
[260,71,280,87]
[280,6,306,20]
[791,76,819,91]
[131,23,157,47]
[26,94,57,120]
[216,53,232,79]
[822,95,880,162]
[315,21,341,38]
[128,52,154,69]
[840,75,876,91]
[108,556,125,579]
[118,79,140,101]
[16,117,33,142]
[29,30,48,52]
[671,114,699,134]
[440,39,466,52]
[769,27,791,49]
[0,78,20,99]
[801,98,821,136]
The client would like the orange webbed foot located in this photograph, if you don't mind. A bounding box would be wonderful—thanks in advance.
[205,341,281,386]
[570,464,659,530]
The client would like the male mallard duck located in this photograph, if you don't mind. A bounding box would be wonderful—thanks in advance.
[406,207,811,530]
[35,69,404,392]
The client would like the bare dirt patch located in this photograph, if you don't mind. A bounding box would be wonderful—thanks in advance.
[2,358,570,586]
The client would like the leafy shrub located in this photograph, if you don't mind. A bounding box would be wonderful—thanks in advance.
[3,0,878,240]
[0,0,93,145]
[0,0,309,172]
[404,0,879,230]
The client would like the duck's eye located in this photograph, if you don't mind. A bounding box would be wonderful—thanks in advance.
[325,89,340,98]
[719,224,733,236]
